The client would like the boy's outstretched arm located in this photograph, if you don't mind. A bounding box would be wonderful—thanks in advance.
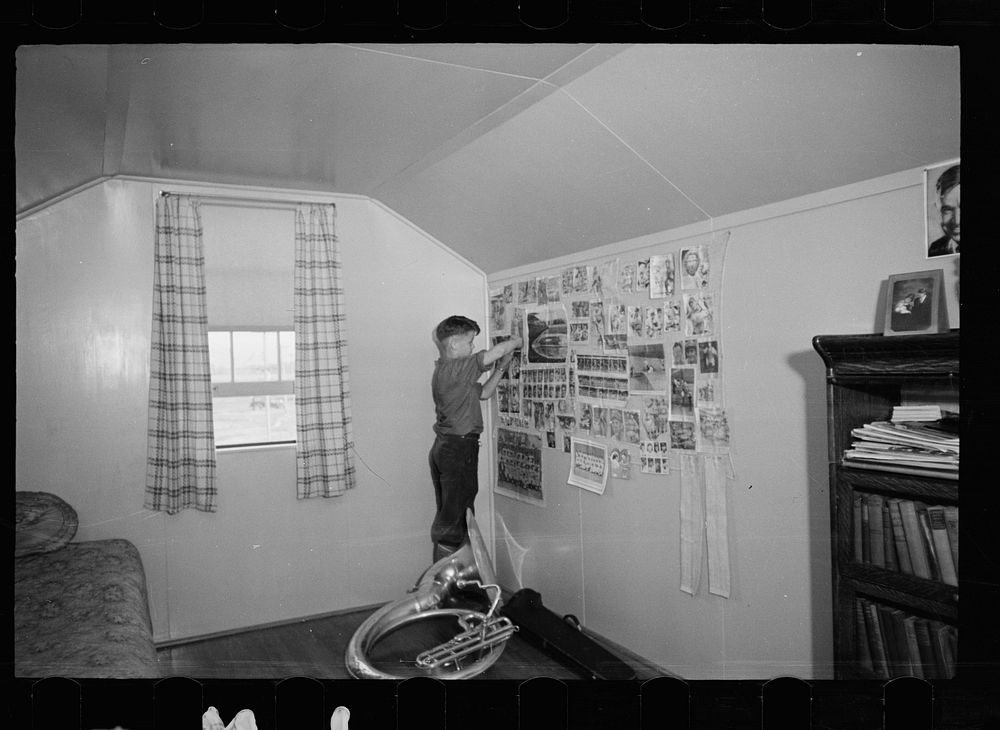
[479,336,522,400]
[480,348,516,400]
[482,335,523,367]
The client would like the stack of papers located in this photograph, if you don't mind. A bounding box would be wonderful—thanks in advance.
[843,421,959,480]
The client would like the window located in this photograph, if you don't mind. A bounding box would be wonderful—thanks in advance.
[209,328,296,447]
[201,204,297,448]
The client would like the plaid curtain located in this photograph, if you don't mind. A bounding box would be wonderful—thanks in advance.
[144,195,218,514]
[294,203,356,499]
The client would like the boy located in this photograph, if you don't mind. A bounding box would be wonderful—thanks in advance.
[429,315,522,562]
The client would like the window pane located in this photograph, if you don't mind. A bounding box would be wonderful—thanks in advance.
[213,395,270,446]
[233,331,279,382]
[264,332,280,380]
[213,395,296,446]
[267,395,296,441]
[208,331,232,383]
[279,330,295,381]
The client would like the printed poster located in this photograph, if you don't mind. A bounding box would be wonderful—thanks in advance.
[568,437,608,494]
[649,253,676,299]
[524,303,569,364]
[697,374,721,408]
[489,289,508,334]
[670,366,695,418]
[680,246,710,290]
[662,299,682,333]
[628,342,668,393]
[619,262,635,293]
[640,440,671,473]
[641,396,671,441]
[610,446,633,479]
[496,428,544,505]
[684,293,715,336]
[698,340,720,374]
[698,407,731,454]
[670,420,697,450]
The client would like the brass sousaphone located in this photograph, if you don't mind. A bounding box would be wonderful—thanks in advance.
[344,509,517,679]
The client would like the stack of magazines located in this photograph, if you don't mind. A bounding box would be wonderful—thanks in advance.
[843,414,959,480]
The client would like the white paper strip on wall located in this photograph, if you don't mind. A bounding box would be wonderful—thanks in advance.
[705,454,732,598]
[679,452,703,596]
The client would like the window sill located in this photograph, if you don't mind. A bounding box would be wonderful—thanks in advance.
[216,442,296,454]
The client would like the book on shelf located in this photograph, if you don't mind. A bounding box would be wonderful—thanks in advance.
[860,598,889,679]
[913,617,938,680]
[868,493,885,568]
[854,597,957,679]
[917,504,941,582]
[854,598,873,674]
[853,493,863,563]
[930,620,958,679]
[899,499,933,580]
[860,493,870,564]
[888,498,914,575]
[887,606,915,678]
[944,505,959,573]
[882,499,898,572]
[841,460,959,480]
[927,505,959,586]
[860,495,959,582]
[899,611,924,679]
[901,615,924,679]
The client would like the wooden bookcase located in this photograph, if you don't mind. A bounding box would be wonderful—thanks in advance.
[813,331,959,679]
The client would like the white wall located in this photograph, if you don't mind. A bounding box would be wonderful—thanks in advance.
[15,167,961,677]
[15,177,491,643]
[487,166,960,680]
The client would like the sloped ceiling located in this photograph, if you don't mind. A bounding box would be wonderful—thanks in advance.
[16,43,960,273]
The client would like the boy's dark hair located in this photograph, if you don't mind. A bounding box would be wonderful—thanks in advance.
[436,315,480,342]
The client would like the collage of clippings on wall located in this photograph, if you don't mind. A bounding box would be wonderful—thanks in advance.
[490,232,732,506]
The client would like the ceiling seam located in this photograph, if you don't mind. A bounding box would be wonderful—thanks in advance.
[364,48,620,199]
[553,84,715,226]
[333,42,551,83]
[355,45,603,196]
[366,79,560,196]
[537,43,609,85]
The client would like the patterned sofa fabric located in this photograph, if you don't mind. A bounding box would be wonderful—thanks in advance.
[14,538,159,678]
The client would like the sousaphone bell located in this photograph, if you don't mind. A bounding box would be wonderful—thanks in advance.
[344,509,517,679]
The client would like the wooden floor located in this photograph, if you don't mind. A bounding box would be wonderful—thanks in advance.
[156,605,669,680]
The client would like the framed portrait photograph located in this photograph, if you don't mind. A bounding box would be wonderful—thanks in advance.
[883,269,948,336]
[924,159,960,258]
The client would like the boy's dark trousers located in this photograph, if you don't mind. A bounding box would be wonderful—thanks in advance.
[429,432,480,561]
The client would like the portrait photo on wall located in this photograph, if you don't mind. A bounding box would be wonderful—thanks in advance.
[680,246,710,289]
[883,269,948,336]
[925,159,960,258]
